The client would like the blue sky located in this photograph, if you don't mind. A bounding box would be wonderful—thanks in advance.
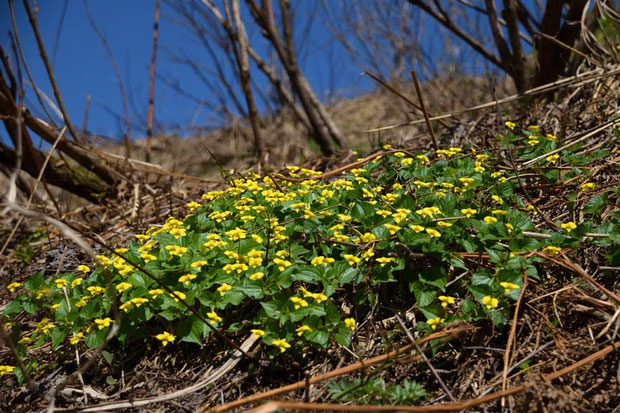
[1,1,371,142]
[0,1,517,146]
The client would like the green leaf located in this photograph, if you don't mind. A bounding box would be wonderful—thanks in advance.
[418,267,446,291]
[51,328,67,349]
[85,329,106,348]
[237,283,264,299]
[333,324,351,347]
[176,316,207,345]
[411,281,436,307]
[306,329,329,347]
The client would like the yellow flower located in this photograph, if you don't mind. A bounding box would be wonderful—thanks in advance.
[0,366,16,375]
[251,329,265,338]
[296,325,313,336]
[506,223,514,232]
[542,246,561,255]
[226,228,247,241]
[165,245,187,258]
[155,331,176,346]
[87,286,106,295]
[437,221,452,228]
[94,318,113,330]
[187,201,202,211]
[425,228,441,238]
[459,177,474,187]
[461,208,477,218]
[438,296,455,307]
[7,282,22,293]
[376,257,396,267]
[377,210,392,218]
[272,338,291,353]
[402,157,413,165]
[384,224,401,235]
[217,283,233,296]
[492,210,507,215]
[71,278,83,287]
[311,293,327,303]
[55,279,69,289]
[528,125,539,133]
[484,216,498,224]
[75,297,89,308]
[35,287,50,299]
[191,260,208,269]
[178,274,197,286]
[135,234,150,241]
[343,254,360,265]
[382,144,392,149]
[207,311,223,324]
[149,288,164,298]
[546,134,557,141]
[409,225,425,233]
[427,317,444,330]
[78,265,91,273]
[560,222,577,232]
[505,121,516,130]
[116,282,133,293]
[69,332,84,345]
[344,318,356,330]
[170,291,186,302]
[273,258,291,271]
[482,296,499,309]
[362,248,375,261]
[290,297,309,309]
[546,154,560,164]
[311,256,326,266]
[417,154,429,163]
[51,303,61,310]
[500,282,520,293]
[580,182,596,191]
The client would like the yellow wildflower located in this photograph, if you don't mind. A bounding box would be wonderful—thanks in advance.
[55,279,69,289]
[410,225,425,233]
[505,121,516,130]
[461,208,477,218]
[427,317,444,330]
[116,282,133,293]
[344,318,356,330]
[217,283,233,296]
[384,224,401,235]
[272,338,291,353]
[484,216,498,224]
[273,258,291,271]
[580,182,596,191]
[560,222,577,232]
[69,332,84,345]
[78,265,91,273]
[249,272,264,281]
[290,297,309,309]
[296,325,313,336]
[0,366,16,375]
[149,289,164,299]
[546,154,560,164]
[178,274,197,286]
[343,254,360,265]
[7,282,22,293]
[94,318,113,330]
[542,246,561,255]
[207,311,223,324]
[425,228,441,238]
[251,329,265,338]
[482,296,499,309]
[191,260,208,269]
[500,282,520,293]
[170,291,186,302]
[438,296,455,307]
[155,331,176,346]
[187,201,201,211]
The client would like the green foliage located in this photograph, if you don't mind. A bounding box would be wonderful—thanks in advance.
[327,376,426,405]
[2,123,619,383]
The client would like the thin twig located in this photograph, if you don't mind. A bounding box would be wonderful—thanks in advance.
[146,0,161,163]
[410,69,438,151]
[21,0,82,143]
[395,315,456,402]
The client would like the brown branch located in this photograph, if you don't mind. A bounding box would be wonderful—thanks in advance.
[406,0,504,70]
[21,0,83,143]
[146,0,161,163]
[204,325,473,412]
[502,0,529,91]
[410,69,438,151]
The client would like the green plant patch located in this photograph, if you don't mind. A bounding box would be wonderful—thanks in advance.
[2,125,619,382]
